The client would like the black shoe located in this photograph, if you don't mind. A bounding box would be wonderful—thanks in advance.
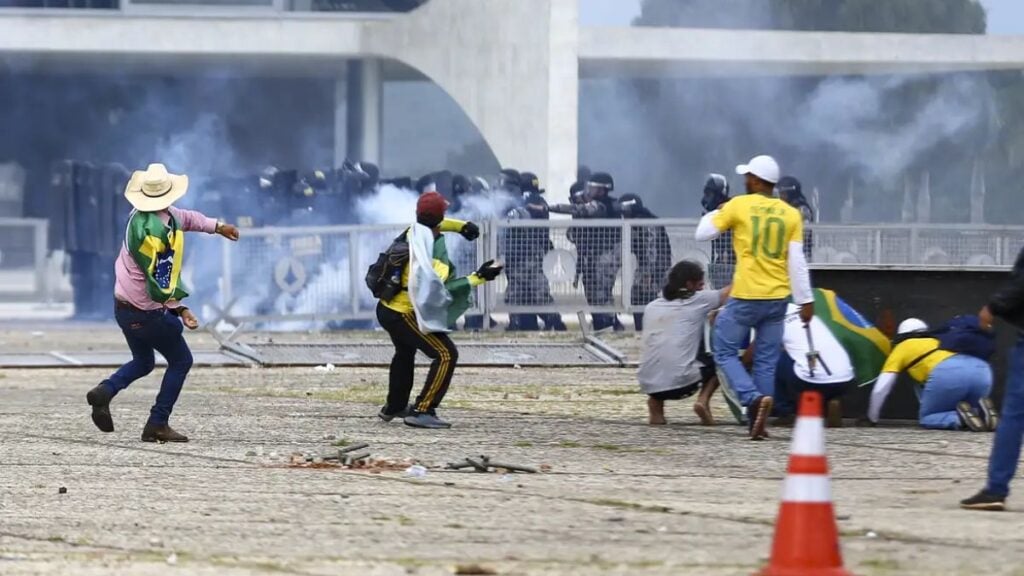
[957,402,986,432]
[378,404,412,422]
[86,384,114,433]
[960,490,1006,511]
[748,396,773,441]
[978,397,999,432]
[141,423,189,443]
[403,411,452,429]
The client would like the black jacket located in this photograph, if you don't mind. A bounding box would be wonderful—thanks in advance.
[990,246,1024,330]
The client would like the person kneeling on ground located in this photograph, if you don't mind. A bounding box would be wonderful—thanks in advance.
[86,163,240,443]
[375,192,502,429]
[772,301,855,428]
[867,317,996,431]
[637,260,729,425]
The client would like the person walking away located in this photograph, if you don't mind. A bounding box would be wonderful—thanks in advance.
[695,155,814,440]
[620,193,673,332]
[85,163,240,443]
[962,247,1024,510]
[868,317,995,431]
[375,192,501,429]
[638,261,729,426]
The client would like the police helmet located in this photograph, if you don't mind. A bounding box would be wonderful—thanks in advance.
[702,173,730,213]
[519,172,541,194]
[588,172,614,192]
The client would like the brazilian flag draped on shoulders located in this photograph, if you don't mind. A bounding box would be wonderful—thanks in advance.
[125,210,188,304]
[813,287,891,386]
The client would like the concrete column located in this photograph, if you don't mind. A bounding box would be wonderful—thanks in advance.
[333,72,347,169]
[364,0,578,199]
[346,58,383,166]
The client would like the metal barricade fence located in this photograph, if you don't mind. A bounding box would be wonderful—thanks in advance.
[0,218,49,302]
[214,220,1024,328]
[218,223,483,328]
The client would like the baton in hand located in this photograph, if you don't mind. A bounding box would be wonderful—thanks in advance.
[804,322,832,378]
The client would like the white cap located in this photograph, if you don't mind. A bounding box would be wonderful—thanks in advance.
[897,318,929,335]
[735,155,780,184]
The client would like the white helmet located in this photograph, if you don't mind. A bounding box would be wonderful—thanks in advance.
[897,318,929,335]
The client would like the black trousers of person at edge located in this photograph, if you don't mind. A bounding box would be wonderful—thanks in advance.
[376,303,459,414]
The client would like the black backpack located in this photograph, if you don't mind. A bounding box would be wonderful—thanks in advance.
[896,315,996,369]
[365,232,410,300]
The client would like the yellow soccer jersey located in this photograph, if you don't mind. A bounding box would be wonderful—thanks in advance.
[712,194,803,300]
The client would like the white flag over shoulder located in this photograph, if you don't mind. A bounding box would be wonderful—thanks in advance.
[407,222,453,333]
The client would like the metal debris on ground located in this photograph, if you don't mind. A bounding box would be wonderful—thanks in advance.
[446,455,538,474]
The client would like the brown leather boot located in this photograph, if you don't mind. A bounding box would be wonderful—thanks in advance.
[141,423,189,443]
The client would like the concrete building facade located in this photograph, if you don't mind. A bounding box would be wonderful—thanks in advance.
[1,0,1024,194]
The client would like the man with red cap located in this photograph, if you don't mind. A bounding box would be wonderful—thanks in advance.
[375,191,502,429]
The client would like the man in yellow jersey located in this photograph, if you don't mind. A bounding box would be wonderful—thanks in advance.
[375,192,503,429]
[868,318,995,430]
[695,155,813,440]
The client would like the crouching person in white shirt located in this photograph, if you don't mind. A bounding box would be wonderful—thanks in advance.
[638,260,730,425]
[774,303,855,427]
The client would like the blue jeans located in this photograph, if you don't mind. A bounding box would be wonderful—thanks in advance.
[920,355,992,430]
[713,298,788,407]
[986,336,1024,496]
[101,305,194,425]
[774,353,849,416]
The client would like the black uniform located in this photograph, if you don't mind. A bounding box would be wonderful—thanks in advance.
[701,174,734,290]
[620,194,672,332]
[502,185,566,332]
[553,173,622,332]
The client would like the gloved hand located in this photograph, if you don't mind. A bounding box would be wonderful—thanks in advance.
[460,222,480,241]
[474,259,504,282]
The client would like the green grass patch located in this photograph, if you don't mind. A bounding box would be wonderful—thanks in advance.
[558,440,582,448]
[513,441,533,448]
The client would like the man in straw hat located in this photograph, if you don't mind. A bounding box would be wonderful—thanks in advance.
[85,163,239,443]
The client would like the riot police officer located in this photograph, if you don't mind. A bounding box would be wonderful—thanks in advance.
[702,174,733,290]
[551,172,623,332]
[776,176,814,260]
[503,172,566,331]
[620,193,672,332]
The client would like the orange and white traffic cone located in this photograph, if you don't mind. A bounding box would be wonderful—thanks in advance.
[758,391,852,576]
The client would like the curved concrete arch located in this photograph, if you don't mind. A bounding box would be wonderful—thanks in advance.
[363,0,578,198]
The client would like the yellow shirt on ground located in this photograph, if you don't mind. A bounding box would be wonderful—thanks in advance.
[712,195,803,300]
[881,338,955,383]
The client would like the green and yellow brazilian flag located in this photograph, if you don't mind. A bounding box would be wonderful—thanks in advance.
[126,210,189,304]
[718,288,892,423]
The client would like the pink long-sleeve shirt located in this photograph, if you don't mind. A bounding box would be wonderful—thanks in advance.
[114,206,218,311]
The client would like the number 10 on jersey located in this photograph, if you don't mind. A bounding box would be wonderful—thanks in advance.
[751,216,786,259]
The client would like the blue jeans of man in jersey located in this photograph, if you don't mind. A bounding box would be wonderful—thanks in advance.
[713,298,788,407]
[986,336,1024,496]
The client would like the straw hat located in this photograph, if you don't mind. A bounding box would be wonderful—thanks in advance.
[124,163,188,212]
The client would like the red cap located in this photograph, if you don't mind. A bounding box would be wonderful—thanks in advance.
[416,191,449,220]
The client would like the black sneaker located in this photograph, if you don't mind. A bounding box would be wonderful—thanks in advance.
[960,490,1006,511]
[978,397,999,432]
[957,402,986,432]
[378,405,412,423]
[748,396,773,441]
[86,383,114,433]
